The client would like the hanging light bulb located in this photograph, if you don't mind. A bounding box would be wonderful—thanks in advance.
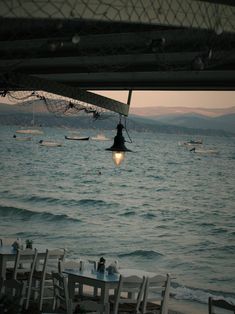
[106,123,132,166]
[112,151,125,166]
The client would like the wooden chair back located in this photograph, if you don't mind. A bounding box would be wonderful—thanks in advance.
[46,248,66,273]
[32,248,66,311]
[52,272,72,314]
[113,275,146,314]
[58,259,82,273]
[142,273,171,314]
[13,248,38,279]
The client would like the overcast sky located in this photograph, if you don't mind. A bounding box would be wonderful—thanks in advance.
[94,91,235,108]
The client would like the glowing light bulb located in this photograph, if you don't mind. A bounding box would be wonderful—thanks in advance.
[112,151,125,166]
[106,123,132,166]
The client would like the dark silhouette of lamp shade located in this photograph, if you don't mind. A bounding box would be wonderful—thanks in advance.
[106,123,132,166]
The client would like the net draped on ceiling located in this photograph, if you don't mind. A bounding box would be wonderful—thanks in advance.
[1,0,234,32]
[4,90,109,120]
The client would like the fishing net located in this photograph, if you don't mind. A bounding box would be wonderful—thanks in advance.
[0,0,234,32]
[4,90,109,119]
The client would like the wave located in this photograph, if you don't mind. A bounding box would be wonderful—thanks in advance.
[1,193,84,208]
[118,250,163,259]
[0,205,80,223]
[29,196,81,207]
[210,227,229,234]
[171,282,235,305]
[27,195,63,203]
[146,174,164,180]
[198,222,215,227]
[77,199,111,207]
[0,194,114,209]
[119,211,136,217]
[140,212,156,219]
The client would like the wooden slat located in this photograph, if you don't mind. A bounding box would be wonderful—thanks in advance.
[3,72,130,116]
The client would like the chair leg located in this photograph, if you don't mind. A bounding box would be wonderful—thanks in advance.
[68,299,73,314]
[39,280,45,311]
[32,279,38,301]
[25,276,34,309]
[25,285,30,309]
[93,287,98,297]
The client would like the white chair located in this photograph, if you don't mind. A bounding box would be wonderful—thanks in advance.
[52,272,73,314]
[141,273,171,314]
[208,297,235,314]
[111,275,146,314]
[59,259,82,274]
[8,248,38,309]
[88,259,97,271]
[59,259,82,300]
[31,248,65,311]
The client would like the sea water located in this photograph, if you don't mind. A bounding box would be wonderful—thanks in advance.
[0,125,235,312]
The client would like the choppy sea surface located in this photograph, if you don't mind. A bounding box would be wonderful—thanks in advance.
[0,125,235,311]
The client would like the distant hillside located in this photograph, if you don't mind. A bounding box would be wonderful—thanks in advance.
[129,105,235,134]
[146,113,235,134]
[0,102,233,136]
[130,106,235,118]
[0,101,47,113]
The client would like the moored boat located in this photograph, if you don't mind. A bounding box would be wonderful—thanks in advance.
[16,129,43,135]
[13,134,32,141]
[65,136,89,141]
[183,139,203,146]
[190,147,219,155]
[39,140,62,147]
[91,134,110,141]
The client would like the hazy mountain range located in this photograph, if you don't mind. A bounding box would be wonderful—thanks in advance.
[0,102,234,136]
[130,106,235,134]
[130,106,235,117]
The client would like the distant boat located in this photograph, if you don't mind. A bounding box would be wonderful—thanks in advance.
[91,134,110,141]
[16,129,43,135]
[16,137,32,141]
[190,147,219,155]
[184,139,203,146]
[39,140,62,147]
[13,134,32,141]
[65,136,89,141]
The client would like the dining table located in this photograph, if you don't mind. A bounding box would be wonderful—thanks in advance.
[63,267,157,313]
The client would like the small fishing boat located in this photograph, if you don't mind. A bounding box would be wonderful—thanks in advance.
[16,129,44,135]
[190,147,219,155]
[13,134,32,141]
[183,139,203,146]
[15,137,32,141]
[91,134,110,141]
[39,140,62,147]
[65,136,89,141]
